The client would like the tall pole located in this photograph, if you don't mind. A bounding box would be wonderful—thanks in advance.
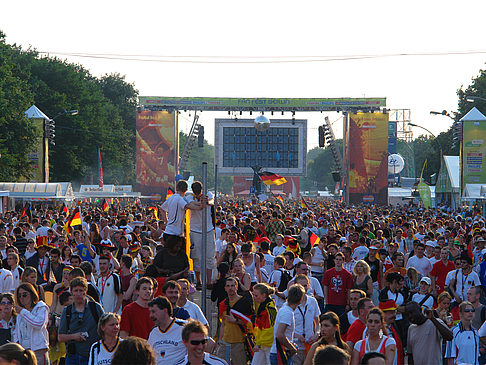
[201,162,208,317]
[43,120,49,183]
[214,164,218,208]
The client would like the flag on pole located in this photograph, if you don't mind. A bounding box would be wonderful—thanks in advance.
[258,171,287,186]
[98,147,104,188]
[276,195,284,203]
[166,187,174,200]
[61,204,69,216]
[102,199,109,212]
[310,232,320,247]
[185,210,193,271]
[301,197,310,210]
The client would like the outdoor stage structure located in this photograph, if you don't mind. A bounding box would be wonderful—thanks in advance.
[137,96,388,204]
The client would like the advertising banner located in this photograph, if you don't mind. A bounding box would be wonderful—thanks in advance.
[348,113,389,205]
[139,96,385,111]
[27,118,44,182]
[463,120,486,188]
[136,111,178,199]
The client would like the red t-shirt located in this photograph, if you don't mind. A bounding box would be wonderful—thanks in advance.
[120,301,154,339]
[322,267,353,306]
[345,318,366,344]
[430,260,455,293]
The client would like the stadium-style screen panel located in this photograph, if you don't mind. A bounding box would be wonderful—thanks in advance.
[215,119,307,176]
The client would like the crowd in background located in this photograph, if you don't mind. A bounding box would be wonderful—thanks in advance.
[0,179,485,365]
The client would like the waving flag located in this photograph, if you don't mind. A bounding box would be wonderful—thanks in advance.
[166,187,174,200]
[149,206,160,221]
[301,197,310,210]
[310,232,320,247]
[102,199,109,212]
[258,171,287,186]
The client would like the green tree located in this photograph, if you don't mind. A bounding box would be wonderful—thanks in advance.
[0,32,37,181]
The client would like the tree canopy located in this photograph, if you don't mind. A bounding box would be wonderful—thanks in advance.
[0,31,138,185]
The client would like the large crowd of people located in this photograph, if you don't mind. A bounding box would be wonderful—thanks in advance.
[0,178,486,365]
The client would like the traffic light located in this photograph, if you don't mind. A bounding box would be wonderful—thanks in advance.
[318,126,325,147]
[198,125,204,147]
[452,121,462,149]
[45,119,56,145]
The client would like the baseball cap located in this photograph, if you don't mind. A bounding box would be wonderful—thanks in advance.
[420,277,431,285]
[425,240,436,247]
[369,246,379,250]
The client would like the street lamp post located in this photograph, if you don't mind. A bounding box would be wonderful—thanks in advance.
[430,110,460,209]
[408,122,443,158]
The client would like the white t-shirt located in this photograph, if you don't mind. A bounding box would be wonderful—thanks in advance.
[184,192,214,233]
[310,247,325,274]
[0,269,13,293]
[270,304,295,354]
[215,239,227,255]
[36,226,49,237]
[161,194,188,236]
[88,338,122,365]
[263,253,275,275]
[284,277,324,300]
[268,269,286,309]
[182,300,208,325]
[386,290,404,320]
[445,323,480,365]
[454,269,481,301]
[412,293,434,309]
[294,296,320,349]
[352,246,369,261]
[96,272,122,314]
[148,319,187,365]
[273,245,286,257]
[406,255,433,277]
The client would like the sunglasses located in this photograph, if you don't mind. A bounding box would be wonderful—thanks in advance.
[464,309,475,313]
[19,292,29,298]
[190,339,208,346]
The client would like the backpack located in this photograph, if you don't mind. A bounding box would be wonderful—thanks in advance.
[65,300,100,331]
[277,269,292,292]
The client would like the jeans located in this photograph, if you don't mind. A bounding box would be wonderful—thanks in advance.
[65,354,89,365]
[270,352,294,365]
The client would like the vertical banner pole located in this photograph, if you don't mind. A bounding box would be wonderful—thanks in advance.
[214,164,218,208]
[201,162,208,316]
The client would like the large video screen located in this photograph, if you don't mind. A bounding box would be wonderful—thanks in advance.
[215,119,307,176]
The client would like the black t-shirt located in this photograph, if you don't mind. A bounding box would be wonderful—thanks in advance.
[14,236,28,256]
[365,257,380,282]
[153,247,189,275]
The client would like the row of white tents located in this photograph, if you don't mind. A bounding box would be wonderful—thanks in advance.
[0,183,142,212]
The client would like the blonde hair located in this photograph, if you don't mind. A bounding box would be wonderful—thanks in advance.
[253,283,276,297]
[353,260,371,276]
[98,312,121,338]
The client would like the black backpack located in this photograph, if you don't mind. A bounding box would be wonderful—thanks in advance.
[65,300,100,330]
[277,269,292,292]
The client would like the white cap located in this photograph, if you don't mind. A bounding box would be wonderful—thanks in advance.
[420,277,431,285]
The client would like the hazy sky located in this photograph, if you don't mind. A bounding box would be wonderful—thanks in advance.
[2,0,486,150]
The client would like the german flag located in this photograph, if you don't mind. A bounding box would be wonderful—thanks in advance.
[310,232,320,247]
[102,199,109,212]
[166,187,174,200]
[276,195,284,202]
[21,203,31,219]
[149,206,160,221]
[258,171,287,186]
[64,209,82,232]
[301,197,310,210]
[61,204,69,216]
